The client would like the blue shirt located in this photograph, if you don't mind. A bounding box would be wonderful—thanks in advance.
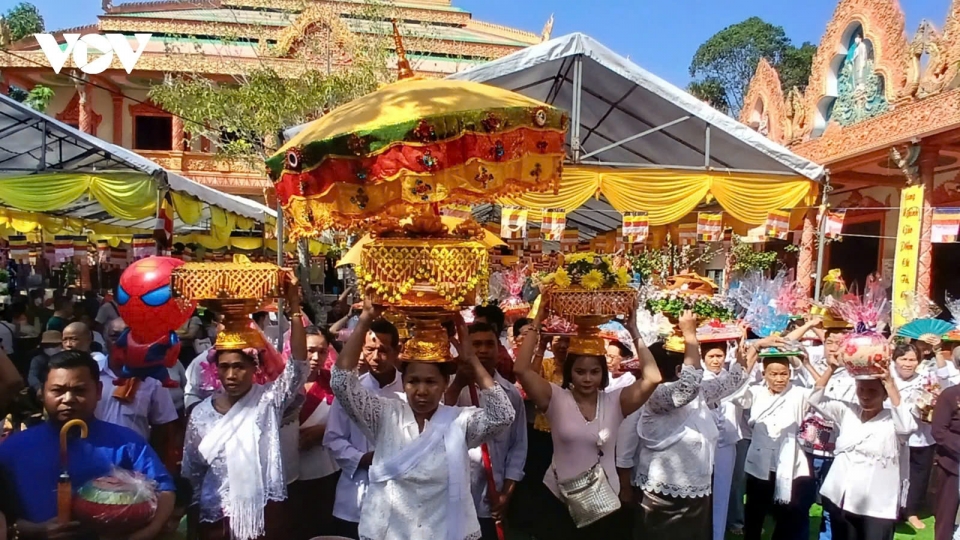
[0,418,175,523]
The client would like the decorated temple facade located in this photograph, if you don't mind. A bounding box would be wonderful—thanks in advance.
[0,0,545,197]
[740,0,960,304]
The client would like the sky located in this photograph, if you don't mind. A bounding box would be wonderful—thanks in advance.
[18,0,957,87]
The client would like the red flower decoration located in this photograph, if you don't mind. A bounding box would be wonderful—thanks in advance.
[412,120,436,143]
[347,134,370,156]
[481,112,503,132]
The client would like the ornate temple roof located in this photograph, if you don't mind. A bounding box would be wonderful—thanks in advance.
[2,0,543,79]
[738,0,960,167]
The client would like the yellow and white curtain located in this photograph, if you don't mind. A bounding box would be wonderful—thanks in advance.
[500,165,818,227]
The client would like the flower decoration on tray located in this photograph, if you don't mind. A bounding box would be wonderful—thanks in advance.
[697,319,744,343]
[833,281,891,379]
[644,289,734,322]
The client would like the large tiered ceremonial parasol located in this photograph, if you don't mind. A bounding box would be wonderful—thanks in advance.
[265,26,567,238]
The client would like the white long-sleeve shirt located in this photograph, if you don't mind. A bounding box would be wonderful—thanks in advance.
[322,371,404,524]
[811,394,916,520]
[894,362,956,447]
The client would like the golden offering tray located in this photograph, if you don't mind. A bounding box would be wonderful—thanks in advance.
[544,287,638,357]
[170,255,289,350]
[354,213,491,363]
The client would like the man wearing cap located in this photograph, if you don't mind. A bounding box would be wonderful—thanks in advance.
[26,330,62,394]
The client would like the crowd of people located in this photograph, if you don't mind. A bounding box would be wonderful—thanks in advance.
[1,281,960,540]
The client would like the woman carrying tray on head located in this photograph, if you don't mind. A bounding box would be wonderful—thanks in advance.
[513,299,662,539]
[329,291,516,540]
[181,275,307,540]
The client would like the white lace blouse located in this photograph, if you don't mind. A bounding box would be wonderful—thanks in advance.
[330,366,515,540]
[181,358,307,524]
[630,364,746,498]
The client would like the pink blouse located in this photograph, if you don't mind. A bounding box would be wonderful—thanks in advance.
[542,383,625,498]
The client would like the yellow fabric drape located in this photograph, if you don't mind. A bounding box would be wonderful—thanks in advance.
[230,236,263,251]
[501,165,818,226]
[0,172,157,221]
[236,216,255,230]
[209,207,237,242]
[0,208,148,238]
[499,167,599,222]
[171,192,203,225]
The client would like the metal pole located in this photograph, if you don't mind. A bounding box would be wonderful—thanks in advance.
[813,173,831,301]
[39,121,47,171]
[571,54,583,163]
[703,126,711,168]
[276,201,286,347]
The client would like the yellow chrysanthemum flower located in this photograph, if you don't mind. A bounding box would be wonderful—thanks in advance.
[566,252,595,264]
[554,268,572,288]
[615,267,630,287]
[581,269,605,290]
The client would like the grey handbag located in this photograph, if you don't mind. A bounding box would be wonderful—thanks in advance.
[552,394,621,527]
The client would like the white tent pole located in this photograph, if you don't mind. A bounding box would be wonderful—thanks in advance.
[579,116,690,160]
[704,126,711,167]
[813,172,831,300]
[39,121,47,171]
[571,54,583,163]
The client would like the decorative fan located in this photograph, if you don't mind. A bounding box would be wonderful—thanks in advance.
[896,318,954,340]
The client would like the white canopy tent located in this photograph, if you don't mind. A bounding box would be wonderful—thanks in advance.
[0,92,275,234]
[445,33,824,237]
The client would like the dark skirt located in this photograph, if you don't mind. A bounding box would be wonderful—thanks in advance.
[289,471,341,540]
[198,500,290,540]
[637,490,711,540]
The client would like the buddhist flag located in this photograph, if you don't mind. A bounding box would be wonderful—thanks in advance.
[110,247,128,267]
[933,208,960,243]
[824,210,847,239]
[541,208,566,241]
[500,207,528,240]
[623,211,649,244]
[678,223,698,246]
[561,228,579,252]
[8,236,28,262]
[154,191,174,252]
[54,235,74,264]
[441,204,472,221]
[697,212,723,242]
[133,234,157,260]
[96,240,109,264]
[764,210,790,240]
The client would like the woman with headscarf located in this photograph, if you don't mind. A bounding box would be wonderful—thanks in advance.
[329,293,515,540]
[181,279,307,540]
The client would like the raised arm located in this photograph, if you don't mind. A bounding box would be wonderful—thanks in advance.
[618,302,663,416]
[679,310,701,370]
[272,275,309,408]
[513,305,553,412]
[330,291,386,439]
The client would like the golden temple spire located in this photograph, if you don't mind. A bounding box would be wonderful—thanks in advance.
[541,14,554,42]
[392,20,415,80]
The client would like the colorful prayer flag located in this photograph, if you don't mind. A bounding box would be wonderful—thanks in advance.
[132,234,156,260]
[764,210,790,240]
[824,210,846,239]
[623,211,649,244]
[678,223,698,246]
[697,212,723,242]
[54,235,74,264]
[541,208,566,241]
[154,190,174,253]
[8,236,28,262]
[932,208,960,243]
[500,207,528,240]
[561,228,579,253]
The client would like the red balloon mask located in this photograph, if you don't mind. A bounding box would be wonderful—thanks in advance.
[116,257,195,343]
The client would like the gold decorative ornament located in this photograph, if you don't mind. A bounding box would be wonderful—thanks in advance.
[170,255,288,350]
[545,288,638,358]
[356,212,490,363]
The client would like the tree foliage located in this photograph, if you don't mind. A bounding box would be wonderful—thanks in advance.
[689,17,814,115]
[779,42,817,93]
[23,84,53,112]
[3,2,43,43]
[687,78,729,114]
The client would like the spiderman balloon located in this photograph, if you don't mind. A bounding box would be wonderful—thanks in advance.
[112,257,196,388]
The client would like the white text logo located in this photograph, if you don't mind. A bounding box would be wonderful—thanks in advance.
[34,33,152,75]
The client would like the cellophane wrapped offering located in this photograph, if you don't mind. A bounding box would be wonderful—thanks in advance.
[498,267,530,324]
[73,469,158,536]
[916,375,942,423]
[835,282,891,379]
[542,315,577,335]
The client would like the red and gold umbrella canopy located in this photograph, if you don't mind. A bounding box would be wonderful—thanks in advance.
[265,77,568,237]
